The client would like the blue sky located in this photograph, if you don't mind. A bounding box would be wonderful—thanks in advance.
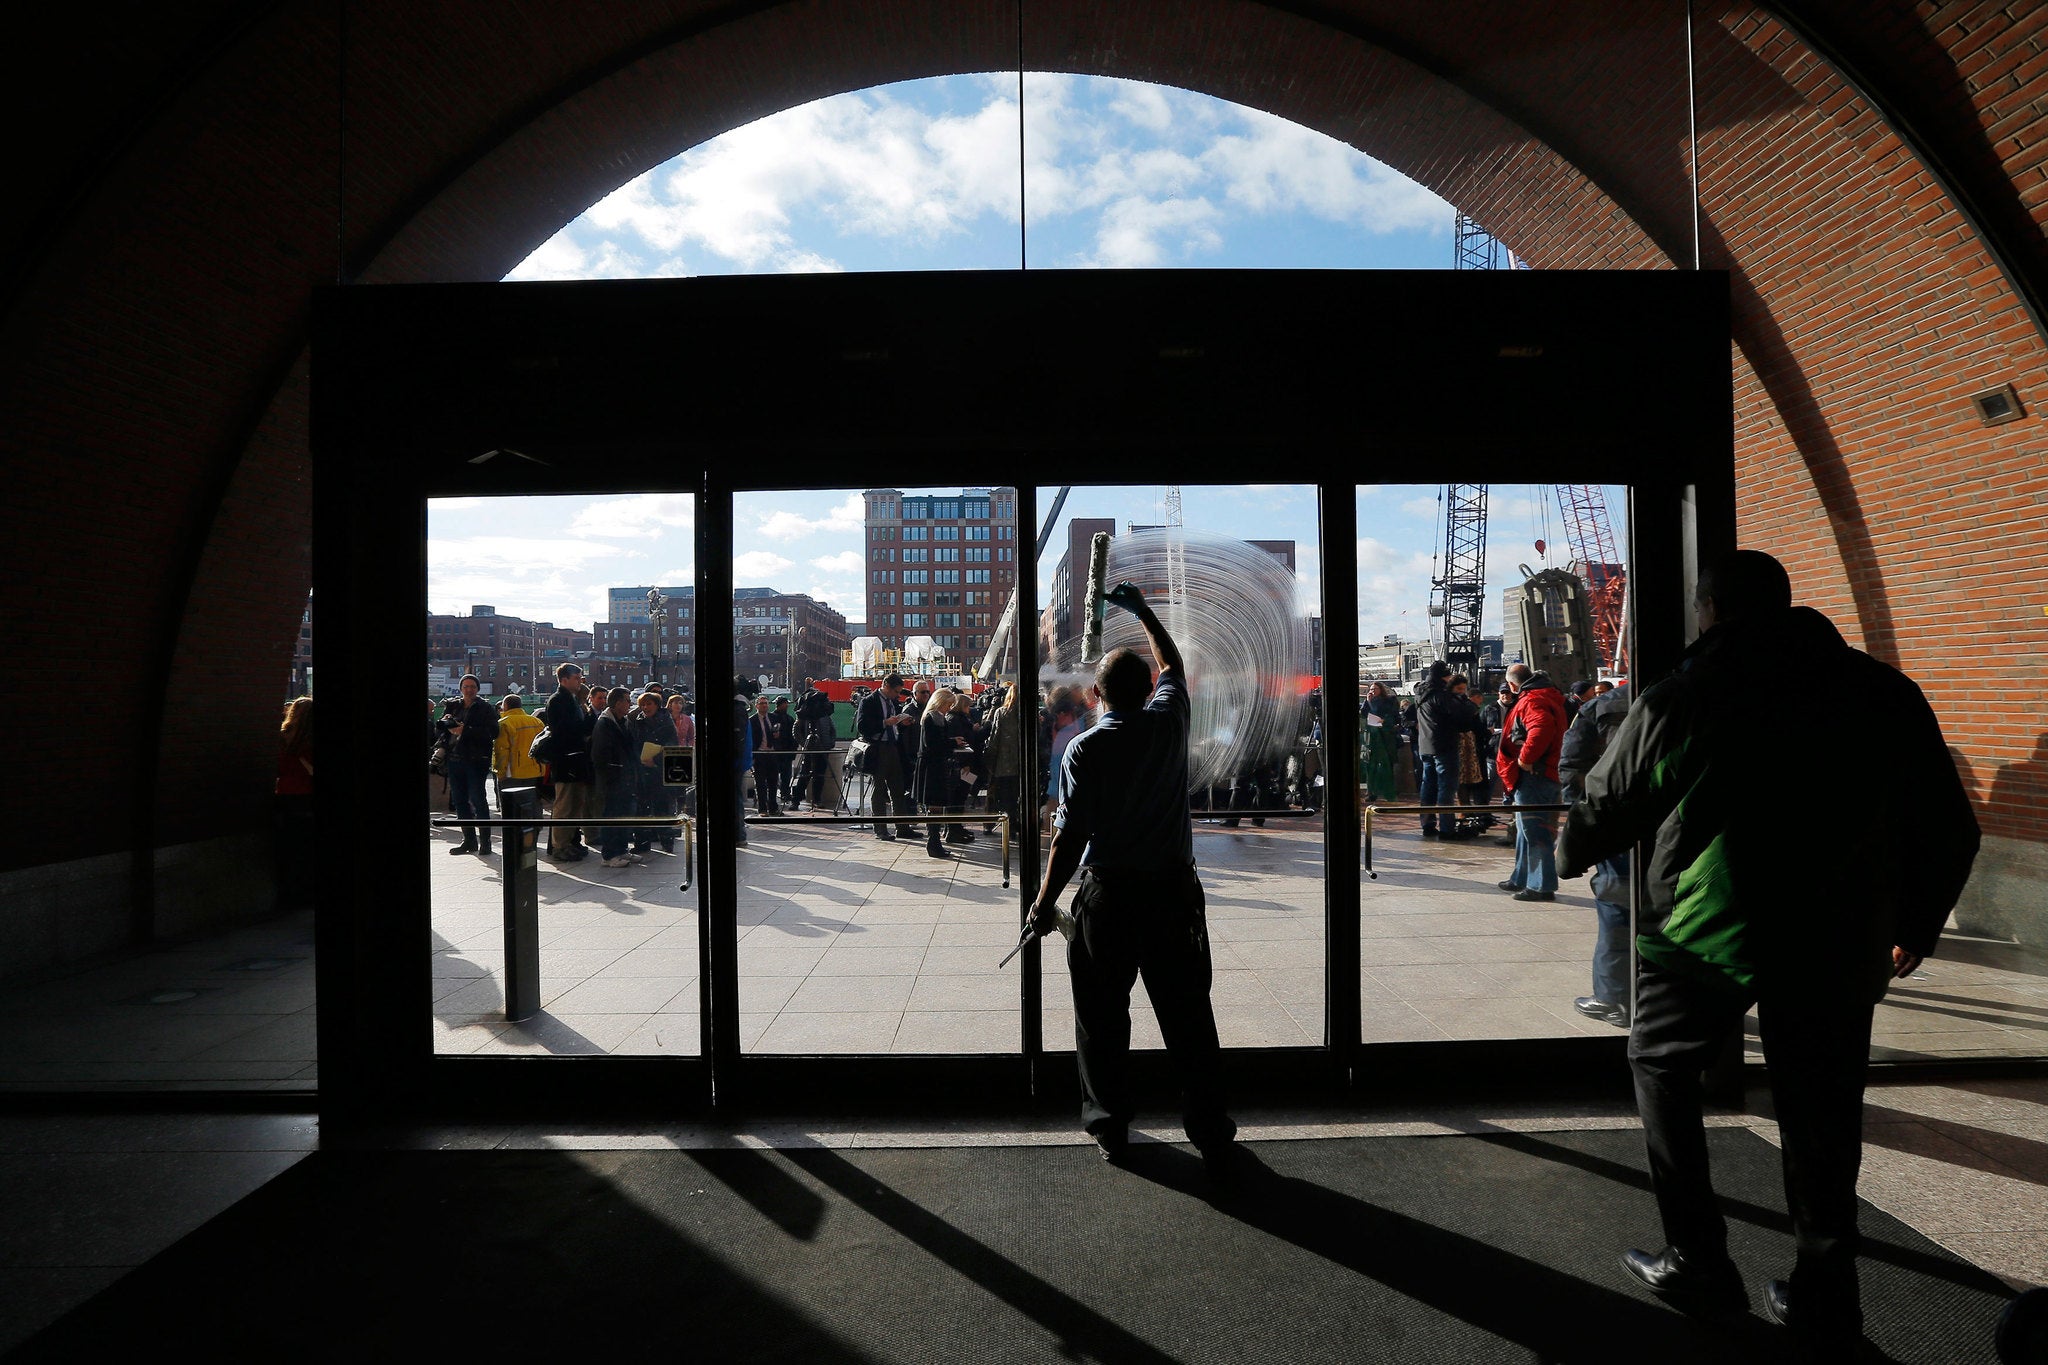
[506,73,1457,278]
[430,75,1625,651]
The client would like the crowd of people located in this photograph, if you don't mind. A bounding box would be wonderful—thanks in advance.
[427,662,697,868]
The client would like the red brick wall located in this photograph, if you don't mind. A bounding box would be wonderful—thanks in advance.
[2,0,2043,887]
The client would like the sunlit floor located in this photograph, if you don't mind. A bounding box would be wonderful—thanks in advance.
[0,810,2040,1088]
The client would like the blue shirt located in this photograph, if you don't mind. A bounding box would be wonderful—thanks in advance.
[1055,671,1193,871]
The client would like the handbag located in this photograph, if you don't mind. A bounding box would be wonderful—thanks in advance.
[846,737,871,772]
[529,724,560,766]
[428,737,450,775]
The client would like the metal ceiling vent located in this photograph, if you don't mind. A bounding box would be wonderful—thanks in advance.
[1971,383,2024,426]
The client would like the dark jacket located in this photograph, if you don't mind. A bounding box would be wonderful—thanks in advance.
[1414,678,1480,757]
[856,689,904,748]
[437,698,499,766]
[1559,687,1629,779]
[1558,607,1980,1003]
[1497,674,1567,786]
[590,707,634,796]
[630,709,677,798]
[914,707,957,806]
[542,687,596,783]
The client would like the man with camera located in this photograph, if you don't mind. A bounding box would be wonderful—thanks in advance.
[541,662,597,863]
[438,673,500,857]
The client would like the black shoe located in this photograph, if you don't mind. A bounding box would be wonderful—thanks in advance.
[897,826,921,840]
[1196,1137,1243,1186]
[926,843,951,859]
[1619,1247,1745,1309]
[449,842,477,856]
[1574,997,1628,1026]
[1419,827,1440,838]
[1513,889,1556,902]
[1497,880,1522,892]
[1093,1127,1128,1163]
[478,841,493,856]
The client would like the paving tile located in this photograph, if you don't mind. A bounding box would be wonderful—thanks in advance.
[547,976,694,1014]
[1930,1231,2048,1289]
[1406,995,1581,1041]
[735,944,831,975]
[891,1011,1018,1054]
[753,1011,903,1053]
[904,975,1014,1012]
[734,977,802,1015]
[831,921,938,949]
[615,1015,704,1055]
[1213,1006,1314,1047]
[604,948,702,977]
[473,1012,654,1056]
[784,975,917,1014]
[809,946,928,977]
[1367,965,1513,1001]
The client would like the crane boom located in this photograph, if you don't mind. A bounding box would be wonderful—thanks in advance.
[1553,484,1627,673]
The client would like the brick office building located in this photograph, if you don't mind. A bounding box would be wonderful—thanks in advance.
[425,605,592,696]
[592,587,848,694]
[863,488,1019,669]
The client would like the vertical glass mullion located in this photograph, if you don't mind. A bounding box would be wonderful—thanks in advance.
[1016,483,1044,1079]
[1320,485,1361,1069]
[699,474,741,1088]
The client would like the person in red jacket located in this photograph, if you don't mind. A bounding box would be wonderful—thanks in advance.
[1495,662,1568,902]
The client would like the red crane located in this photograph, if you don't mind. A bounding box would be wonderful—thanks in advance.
[1553,485,1627,675]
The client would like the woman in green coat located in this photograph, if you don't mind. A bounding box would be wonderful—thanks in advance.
[1359,680,1400,802]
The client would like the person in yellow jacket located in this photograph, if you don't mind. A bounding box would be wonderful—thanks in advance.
[493,694,546,811]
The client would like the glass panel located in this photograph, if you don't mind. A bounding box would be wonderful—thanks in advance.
[1356,483,1630,1044]
[427,494,700,1056]
[731,486,1026,1055]
[1035,485,1326,1051]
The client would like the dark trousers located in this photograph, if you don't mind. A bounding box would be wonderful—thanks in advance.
[1067,865,1234,1146]
[446,758,490,845]
[867,743,913,830]
[752,755,782,814]
[1630,962,1875,1330]
[597,775,635,858]
[1417,752,1457,832]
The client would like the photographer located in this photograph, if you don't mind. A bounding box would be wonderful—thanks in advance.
[437,674,499,857]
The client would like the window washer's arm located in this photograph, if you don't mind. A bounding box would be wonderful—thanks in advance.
[1028,581,1176,937]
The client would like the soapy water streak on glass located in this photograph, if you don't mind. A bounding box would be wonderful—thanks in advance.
[1043,529,1309,792]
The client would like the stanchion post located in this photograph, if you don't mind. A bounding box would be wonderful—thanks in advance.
[499,784,542,1022]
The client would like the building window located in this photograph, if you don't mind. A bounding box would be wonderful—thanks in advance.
[935,548,959,562]
[936,570,960,583]
[967,569,991,583]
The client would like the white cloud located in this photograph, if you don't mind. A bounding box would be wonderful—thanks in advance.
[734,550,794,582]
[569,495,696,540]
[1089,196,1223,268]
[1399,496,1441,520]
[753,493,865,541]
[810,550,864,574]
[430,536,631,573]
[1205,109,1451,232]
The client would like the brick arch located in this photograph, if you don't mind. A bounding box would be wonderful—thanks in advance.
[2,1,2042,957]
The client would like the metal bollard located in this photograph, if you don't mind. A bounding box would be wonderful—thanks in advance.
[499,784,543,1022]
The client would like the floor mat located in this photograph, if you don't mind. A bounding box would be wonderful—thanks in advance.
[7,1127,2014,1363]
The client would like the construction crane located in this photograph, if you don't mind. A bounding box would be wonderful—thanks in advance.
[1426,216,1523,676]
[1429,485,1491,676]
[1552,485,1628,674]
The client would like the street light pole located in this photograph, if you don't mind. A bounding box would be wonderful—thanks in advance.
[646,587,668,690]
[787,623,805,691]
